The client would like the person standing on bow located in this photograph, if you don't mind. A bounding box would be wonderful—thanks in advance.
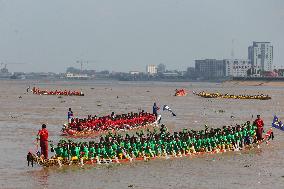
[152,102,160,119]
[68,108,73,124]
[37,124,49,159]
[254,115,264,141]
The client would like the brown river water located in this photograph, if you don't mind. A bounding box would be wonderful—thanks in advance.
[0,80,283,189]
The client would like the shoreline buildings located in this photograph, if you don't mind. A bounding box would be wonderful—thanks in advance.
[4,41,276,81]
[195,41,274,79]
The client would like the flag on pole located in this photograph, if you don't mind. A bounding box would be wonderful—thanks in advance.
[272,115,284,131]
[163,105,176,116]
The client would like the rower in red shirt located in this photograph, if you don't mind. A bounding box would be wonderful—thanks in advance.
[37,124,49,159]
[254,115,264,141]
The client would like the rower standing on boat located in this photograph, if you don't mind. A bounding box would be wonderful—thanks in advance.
[37,124,49,159]
[26,86,30,93]
[153,102,162,124]
[153,102,159,119]
[254,115,264,141]
[68,108,73,124]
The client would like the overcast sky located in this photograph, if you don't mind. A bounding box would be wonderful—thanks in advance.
[0,0,283,73]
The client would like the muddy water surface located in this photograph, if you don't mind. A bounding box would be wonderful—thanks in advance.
[0,80,283,189]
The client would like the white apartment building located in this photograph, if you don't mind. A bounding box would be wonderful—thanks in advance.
[146,65,157,75]
[224,59,251,77]
[248,42,273,73]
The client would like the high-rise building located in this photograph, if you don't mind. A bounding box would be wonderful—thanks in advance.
[224,59,251,77]
[248,42,273,74]
[195,59,225,79]
[146,65,157,75]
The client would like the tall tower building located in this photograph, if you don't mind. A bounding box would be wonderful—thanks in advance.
[248,42,273,74]
[146,65,157,75]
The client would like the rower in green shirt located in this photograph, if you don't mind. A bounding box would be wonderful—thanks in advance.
[95,145,101,158]
[226,133,232,145]
[54,144,63,158]
[210,136,217,150]
[116,146,124,159]
[89,144,96,159]
[182,141,187,155]
[112,142,118,151]
[132,146,139,157]
[195,137,202,152]
[100,145,107,159]
[70,144,80,159]
[62,145,69,159]
[81,144,89,159]
[106,145,115,159]
[146,144,155,157]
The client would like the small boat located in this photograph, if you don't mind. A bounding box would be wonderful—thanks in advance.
[174,89,187,96]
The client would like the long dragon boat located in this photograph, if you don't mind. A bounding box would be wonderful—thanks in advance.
[61,112,158,137]
[32,87,84,96]
[193,91,271,100]
[27,123,274,168]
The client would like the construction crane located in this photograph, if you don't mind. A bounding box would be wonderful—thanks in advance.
[76,60,95,72]
[0,62,26,71]
[1,62,26,67]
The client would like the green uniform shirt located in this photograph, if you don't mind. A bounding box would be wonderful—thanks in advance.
[242,128,248,137]
[125,142,131,150]
[55,147,63,157]
[82,146,89,158]
[210,137,217,148]
[89,147,96,158]
[249,129,255,137]
[227,134,232,144]
[71,146,80,157]
[62,147,69,158]
[95,147,101,156]
[132,147,139,157]
[112,143,118,151]
[106,147,115,158]
[120,141,125,148]
[101,147,107,158]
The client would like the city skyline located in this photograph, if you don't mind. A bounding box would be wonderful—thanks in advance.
[0,0,284,73]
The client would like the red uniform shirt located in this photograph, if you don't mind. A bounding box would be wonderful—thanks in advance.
[38,128,49,141]
[255,119,264,129]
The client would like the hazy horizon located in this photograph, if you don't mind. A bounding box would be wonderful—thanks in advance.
[0,0,284,73]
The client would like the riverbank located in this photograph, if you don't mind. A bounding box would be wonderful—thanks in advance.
[223,80,284,87]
